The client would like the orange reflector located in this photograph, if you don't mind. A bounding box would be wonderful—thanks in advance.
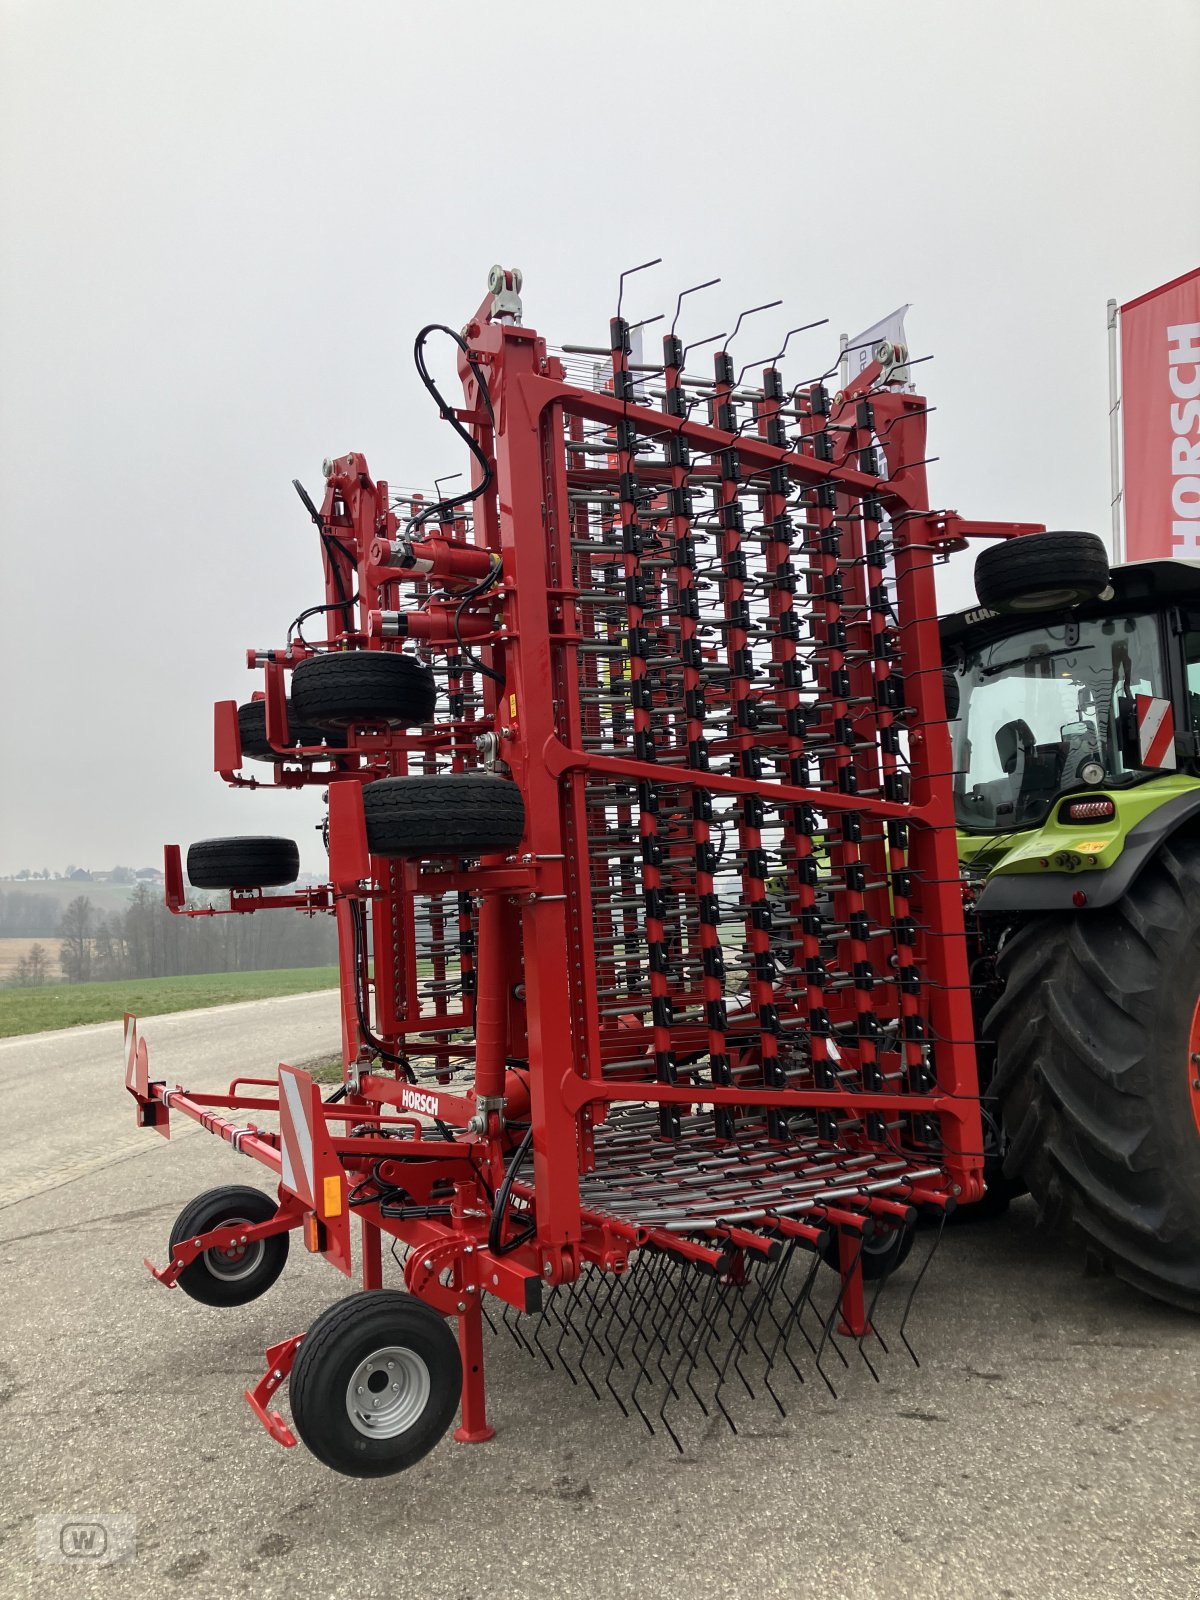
[303,1214,326,1254]
[322,1174,343,1218]
[1062,797,1115,822]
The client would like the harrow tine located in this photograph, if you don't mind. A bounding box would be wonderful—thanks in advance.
[662,1268,721,1449]
[812,1235,868,1397]
[899,1210,949,1368]
[531,1290,559,1371]
[766,1245,828,1405]
[627,1251,675,1436]
[602,1269,641,1417]
[552,1274,592,1384]
[573,1269,613,1401]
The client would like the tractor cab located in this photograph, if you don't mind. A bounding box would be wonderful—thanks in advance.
[941,559,1200,836]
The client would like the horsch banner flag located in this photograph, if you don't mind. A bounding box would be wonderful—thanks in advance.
[1120,267,1200,561]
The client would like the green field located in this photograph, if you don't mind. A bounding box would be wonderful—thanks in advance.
[0,967,339,1038]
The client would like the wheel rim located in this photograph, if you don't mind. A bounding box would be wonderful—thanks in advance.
[202,1216,265,1282]
[863,1225,898,1258]
[1009,587,1080,611]
[1187,997,1200,1138]
[345,1345,431,1440]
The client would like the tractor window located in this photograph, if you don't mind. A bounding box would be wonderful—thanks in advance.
[1185,632,1200,727]
[947,613,1164,832]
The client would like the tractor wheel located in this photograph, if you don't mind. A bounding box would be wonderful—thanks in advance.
[186,836,299,889]
[289,1290,461,1477]
[989,836,1200,1311]
[237,700,346,761]
[168,1186,289,1307]
[362,775,525,858]
[973,530,1110,614]
[290,651,437,729]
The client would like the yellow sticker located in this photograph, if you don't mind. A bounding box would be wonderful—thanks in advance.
[322,1173,343,1217]
[1073,841,1110,853]
[508,693,518,720]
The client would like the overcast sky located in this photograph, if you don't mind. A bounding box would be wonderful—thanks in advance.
[2,0,1197,875]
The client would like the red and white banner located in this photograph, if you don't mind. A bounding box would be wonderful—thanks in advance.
[1120,267,1200,561]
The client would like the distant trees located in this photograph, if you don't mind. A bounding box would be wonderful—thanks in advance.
[0,889,61,937]
[7,943,49,986]
[52,883,336,985]
[59,896,95,982]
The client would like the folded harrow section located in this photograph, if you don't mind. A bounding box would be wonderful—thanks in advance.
[126,268,1027,1474]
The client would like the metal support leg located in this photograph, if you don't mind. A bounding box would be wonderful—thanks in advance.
[362,1217,383,1291]
[837,1230,869,1337]
[453,1301,496,1444]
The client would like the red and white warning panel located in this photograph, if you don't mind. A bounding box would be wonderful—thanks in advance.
[1137,693,1177,769]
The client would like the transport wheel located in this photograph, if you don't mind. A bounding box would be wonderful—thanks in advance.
[989,836,1200,1311]
[237,700,346,761]
[289,1290,461,1477]
[362,774,525,858]
[186,836,299,889]
[168,1186,289,1307]
[290,651,437,729]
[822,1220,915,1280]
[973,530,1110,614]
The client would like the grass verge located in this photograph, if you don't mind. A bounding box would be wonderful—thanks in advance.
[0,967,339,1039]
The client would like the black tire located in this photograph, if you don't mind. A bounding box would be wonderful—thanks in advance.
[362,775,525,858]
[186,836,299,889]
[942,669,960,721]
[237,700,347,762]
[289,1290,461,1477]
[974,530,1110,614]
[822,1219,915,1280]
[989,836,1200,1311]
[168,1186,289,1307]
[290,651,436,730]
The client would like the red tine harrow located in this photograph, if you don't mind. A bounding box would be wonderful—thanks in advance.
[126,266,1043,1474]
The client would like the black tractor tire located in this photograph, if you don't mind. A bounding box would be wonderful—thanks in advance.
[974,530,1110,614]
[186,836,299,889]
[362,775,525,858]
[822,1219,915,1281]
[289,1290,461,1477]
[237,700,347,762]
[290,651,436,730]
[168,1186,289,1307]
[989,836,1200,1311]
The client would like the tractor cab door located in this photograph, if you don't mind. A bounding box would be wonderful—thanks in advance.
[1162,608,1200,774]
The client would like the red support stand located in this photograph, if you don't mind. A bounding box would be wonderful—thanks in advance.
[453,1302,495,1444]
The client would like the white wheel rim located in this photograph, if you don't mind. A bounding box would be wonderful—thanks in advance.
[1010,588,1078,610]
[203,1215,265,1282]
[345,1345,431,1439]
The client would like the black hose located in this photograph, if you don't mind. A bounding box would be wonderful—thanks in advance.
[407,324,495,534]
[488,1124,536,1255]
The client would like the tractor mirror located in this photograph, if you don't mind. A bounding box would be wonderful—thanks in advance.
[1117,696,1141,767]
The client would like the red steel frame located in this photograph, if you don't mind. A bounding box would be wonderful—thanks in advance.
[127,270,1045,1452]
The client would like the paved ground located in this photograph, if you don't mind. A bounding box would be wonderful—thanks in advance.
[1,996,1197,1599]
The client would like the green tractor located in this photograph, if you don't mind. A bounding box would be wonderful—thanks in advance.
[943,529,1200,1310]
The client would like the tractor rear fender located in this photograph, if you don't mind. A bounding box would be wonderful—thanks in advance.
[975,786,1200,913]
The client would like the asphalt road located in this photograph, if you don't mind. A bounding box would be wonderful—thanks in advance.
[1,996,1197,1599]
